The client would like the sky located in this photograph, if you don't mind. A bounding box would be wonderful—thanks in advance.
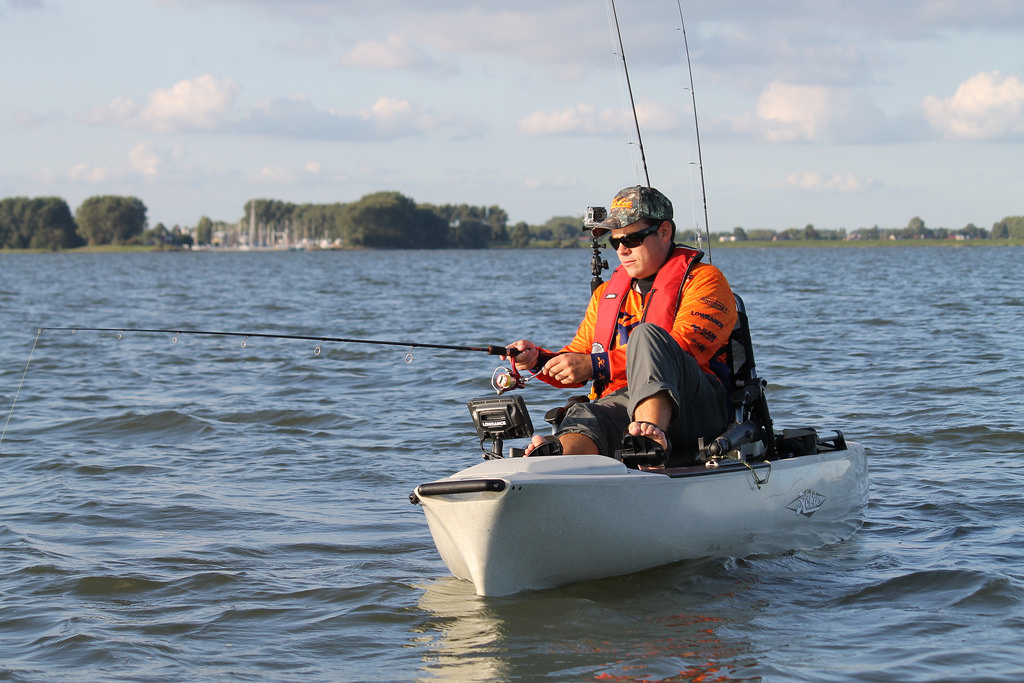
[2,0,1023,234]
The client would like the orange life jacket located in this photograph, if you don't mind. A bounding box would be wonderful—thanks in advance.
[591,245,703,353]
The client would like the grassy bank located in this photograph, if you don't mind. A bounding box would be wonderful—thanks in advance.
[705,238,1024,249]
[1,244,174,254]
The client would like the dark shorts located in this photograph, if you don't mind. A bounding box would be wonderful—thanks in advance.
[557,323,728,460]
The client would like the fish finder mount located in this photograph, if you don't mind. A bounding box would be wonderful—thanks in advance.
[467,395,534,460]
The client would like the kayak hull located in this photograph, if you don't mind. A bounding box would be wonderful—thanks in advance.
[414,443,868,596]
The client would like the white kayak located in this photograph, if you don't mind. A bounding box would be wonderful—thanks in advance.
[412,433,868,597]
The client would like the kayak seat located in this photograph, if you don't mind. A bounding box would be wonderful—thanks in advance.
[700,293,776,462]
[543,395,591,427]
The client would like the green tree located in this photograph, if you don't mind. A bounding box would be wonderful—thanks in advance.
[541,215,580,243]
[423,202,511,244]
[75,195,147,245]
[144,222,169,245]
[291,203,344,244]
[0,197,81,250]
[448,218,491,248]
[956,223,985,239]
[340,192,447,248]
[992,216,1024,239]
[170,225,193,247]
[732,227,748,241]
[194,216,214,245]
[484,205,509,240]
[903,216,926,239]
[510,222,531,248]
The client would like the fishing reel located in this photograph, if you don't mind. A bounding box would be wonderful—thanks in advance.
[492,366,526,393]
[467,395,534,460]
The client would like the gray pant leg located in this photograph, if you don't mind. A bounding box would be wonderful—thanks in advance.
[558,322,728,457]
[625,322,728,452]
[557,392,630,456]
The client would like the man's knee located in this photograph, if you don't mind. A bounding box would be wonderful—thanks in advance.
[627,322,676,354]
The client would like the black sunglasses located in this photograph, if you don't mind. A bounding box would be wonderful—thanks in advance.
[608,221,662,250]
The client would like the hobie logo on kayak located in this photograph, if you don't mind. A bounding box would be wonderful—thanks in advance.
[787,489,826,517]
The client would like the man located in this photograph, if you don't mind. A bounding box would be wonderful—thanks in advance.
[506,185,737,464]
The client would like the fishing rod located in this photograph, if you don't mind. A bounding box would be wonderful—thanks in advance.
[606,1,714,261]
[37,326,519,358]
[31,326,535,398]
[676,0,713,262]
[2,326,534,450]
[609,0,650,187]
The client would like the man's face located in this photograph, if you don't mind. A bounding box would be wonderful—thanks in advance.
[610,219,672,279]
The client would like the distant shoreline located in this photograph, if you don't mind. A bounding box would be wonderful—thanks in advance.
[706,238,1024,249]
[2,238,1022,254]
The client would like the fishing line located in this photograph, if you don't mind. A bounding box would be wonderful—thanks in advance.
[608,0,650,187]
[0,328,42,451]
[604,1,636,180]
[606,0,714,264]
[675,0,713,262]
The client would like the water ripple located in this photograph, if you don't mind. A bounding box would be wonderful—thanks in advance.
[2,247,1023,681]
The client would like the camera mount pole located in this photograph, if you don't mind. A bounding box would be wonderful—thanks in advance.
[590,235,609,293]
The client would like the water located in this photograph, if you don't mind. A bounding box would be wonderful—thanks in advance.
[1,246,1022,682]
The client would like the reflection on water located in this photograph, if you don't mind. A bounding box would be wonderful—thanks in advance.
[413,558,760,681]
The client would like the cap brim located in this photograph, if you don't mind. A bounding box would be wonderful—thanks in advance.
[591,216,622,237]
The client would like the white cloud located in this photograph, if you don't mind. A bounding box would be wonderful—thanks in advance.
[238,94,453,140]
[518,99,681,137]
[519,104,621,136]
[922,71,1024,141]
[249,165,299,184]
[13,109,58,127]
[721,81,891,143]
[39,143,190,186]
[755,83,833,142]
[356,96,449,134]
[338,33,454,75]
[81,75,239,132]
[144,75,239,131]
[246,160,334,186]
[381,5,608,81]
[68,162,113,183]
[129,142,162,177]
[785,171,878,193]
[82,76,456,141]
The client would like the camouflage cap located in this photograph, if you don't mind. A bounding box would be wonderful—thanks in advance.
[593,185,674,235]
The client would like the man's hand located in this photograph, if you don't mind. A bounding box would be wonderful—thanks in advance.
[541,352,593,385]
[504,339,539,371]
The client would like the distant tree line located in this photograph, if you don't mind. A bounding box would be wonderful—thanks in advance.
[215,192,514,249]
[715,215,1024,243]
[5,192,1024,251]
[202,192,581,249]
[1,195,192,250]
